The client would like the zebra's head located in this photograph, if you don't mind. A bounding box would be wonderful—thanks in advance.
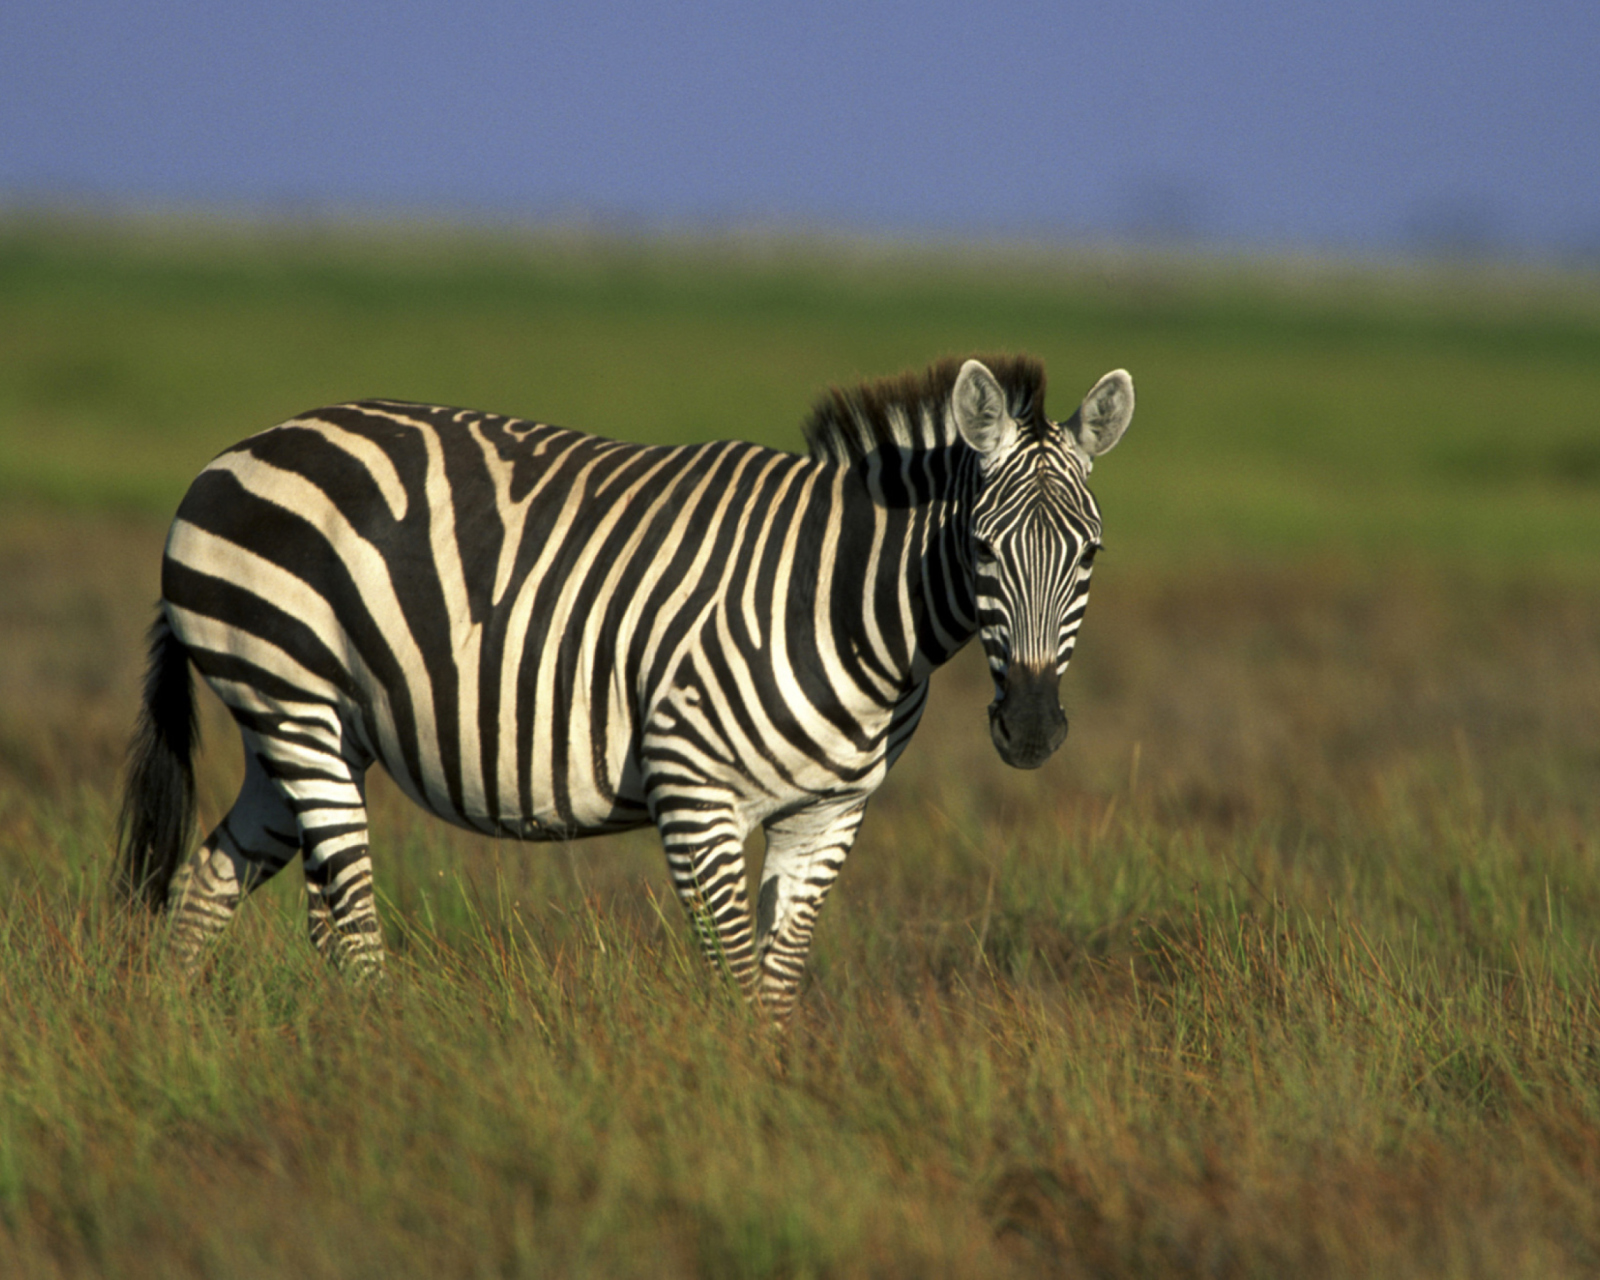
[953,359,1135,769]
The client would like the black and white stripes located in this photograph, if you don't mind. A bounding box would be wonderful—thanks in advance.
[118,355,1133,1022]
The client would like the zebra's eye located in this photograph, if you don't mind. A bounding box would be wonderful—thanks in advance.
[973,541,997,568]
[1080,543,1100,568]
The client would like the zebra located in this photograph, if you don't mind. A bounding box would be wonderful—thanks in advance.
[117,355,1133,1023]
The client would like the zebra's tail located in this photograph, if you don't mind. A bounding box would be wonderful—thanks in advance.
[116,611,199,912]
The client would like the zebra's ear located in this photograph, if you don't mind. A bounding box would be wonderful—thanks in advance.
[953,359,1019,459]
[1067,369,1135,461]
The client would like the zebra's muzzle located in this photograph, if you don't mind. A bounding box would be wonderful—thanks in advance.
[988,663,1068,769]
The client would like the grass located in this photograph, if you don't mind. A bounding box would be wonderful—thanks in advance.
[3,214,1600,568]
[1,218,1599,1275]
[4,697,1599,1276]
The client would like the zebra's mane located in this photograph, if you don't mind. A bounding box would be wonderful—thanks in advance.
[802,355,1049,465]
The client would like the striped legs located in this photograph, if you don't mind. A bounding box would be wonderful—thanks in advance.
[647,783,866,1024]
[167,721,385,980]
[755,798,866,1025]
[269,744,385,980]
[166,747,300,975]
[650,789,759,997]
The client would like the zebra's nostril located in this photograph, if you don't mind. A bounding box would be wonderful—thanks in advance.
[989,665,1069,769]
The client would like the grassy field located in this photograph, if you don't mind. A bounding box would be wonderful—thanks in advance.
[2,216,1599,1276]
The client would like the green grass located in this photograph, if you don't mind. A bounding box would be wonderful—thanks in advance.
[2,217,1600,1275]
[3,215,1599,569]
[4,737,1599,1276]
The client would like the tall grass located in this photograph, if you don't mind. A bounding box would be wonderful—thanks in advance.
[4,740,1598,1276]
[4,530,1598,1275]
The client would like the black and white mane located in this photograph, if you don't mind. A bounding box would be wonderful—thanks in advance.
[802,355,1051,464]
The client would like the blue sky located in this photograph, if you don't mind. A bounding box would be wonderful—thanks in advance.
[3,1,1596,258]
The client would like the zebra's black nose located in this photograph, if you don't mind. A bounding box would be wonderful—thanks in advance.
[988,665,1068,769]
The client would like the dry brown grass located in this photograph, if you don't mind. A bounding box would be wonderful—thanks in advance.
[3,508,1599,1277]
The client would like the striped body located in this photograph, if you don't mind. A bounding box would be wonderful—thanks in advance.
[118,356,1134,1022]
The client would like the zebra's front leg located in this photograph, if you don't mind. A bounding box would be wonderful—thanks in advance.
[755,797,868,1025]
[651,795,759,997]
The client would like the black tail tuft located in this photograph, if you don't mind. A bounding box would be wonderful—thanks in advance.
[116,612,199,911]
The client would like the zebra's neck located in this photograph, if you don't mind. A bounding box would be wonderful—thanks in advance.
[828,442,978,692]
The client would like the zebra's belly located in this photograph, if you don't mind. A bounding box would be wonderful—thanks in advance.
[479,806,654,844]
[375,732,655,845]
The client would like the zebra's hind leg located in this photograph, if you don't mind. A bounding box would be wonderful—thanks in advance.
[166,747,300,977]
[251,725,386,980]
[754,797,868,1026]
[302,847,379,977]
[650,791,759,998]
[293,773,384,980]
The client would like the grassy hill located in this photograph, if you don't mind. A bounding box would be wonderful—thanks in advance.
[4,216,1599,569]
